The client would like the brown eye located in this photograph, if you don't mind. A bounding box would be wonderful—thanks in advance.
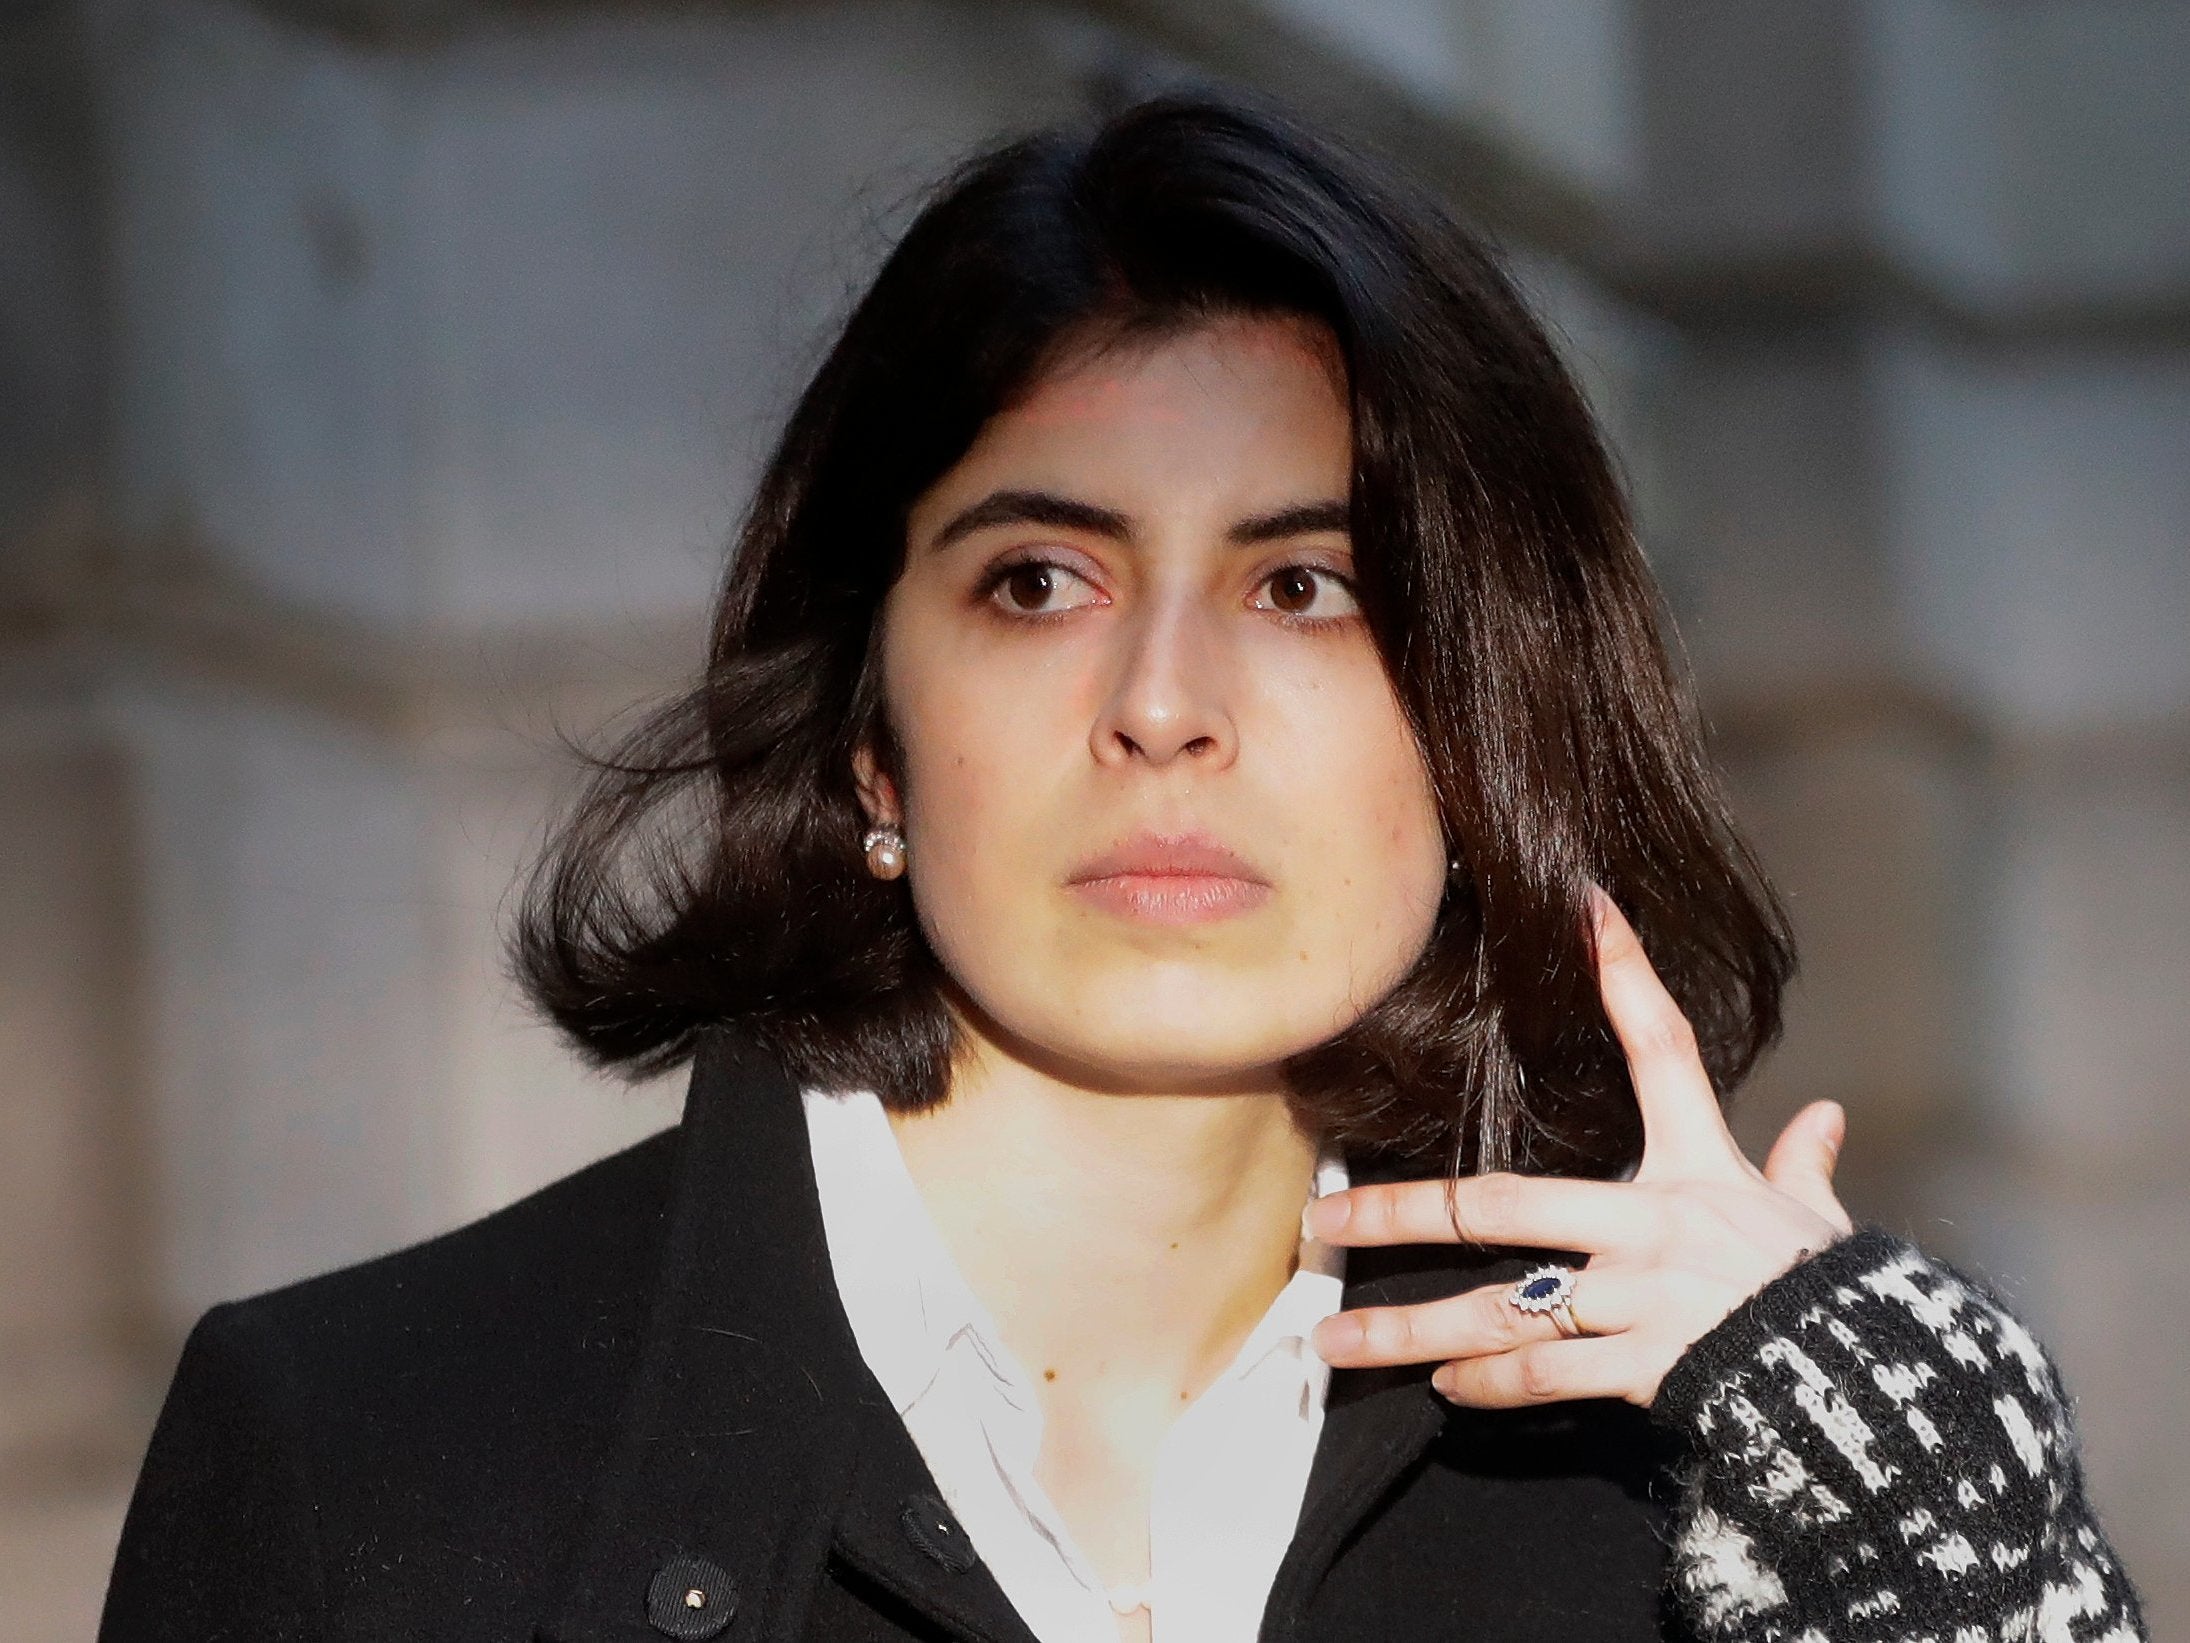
[999,563,1059,611]
[979,557,1100,617]
[1255,564,1360,621]
[1268,567,1319,613]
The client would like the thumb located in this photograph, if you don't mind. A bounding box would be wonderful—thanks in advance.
[1762,1100,1849,1225]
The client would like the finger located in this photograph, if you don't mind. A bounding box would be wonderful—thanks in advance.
[1587,883,1739,1173]
[1313,1268,1653,1369]
[1431,1336,1654,1408]
[1762,1100,1852,1228]
[1306,1171,1660,1256]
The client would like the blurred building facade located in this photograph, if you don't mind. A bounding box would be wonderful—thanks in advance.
[2,0,2186,1635]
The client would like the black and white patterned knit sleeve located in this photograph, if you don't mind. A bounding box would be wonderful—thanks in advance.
[1650,1226,2146,1643]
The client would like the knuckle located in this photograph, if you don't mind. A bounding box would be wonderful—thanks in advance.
[1370,1186,1417,1239]
[1675,1193,1737,1250]
[1469,1172,1524,1234]
[1362,1306,1414,1357]
[1480,1292,1530,1349]
[1654,1192,1698,1242]
[1373,1306,1412,1355]
[1350,1187,1397,1239]
[1517,1349,1564,1401]
[1633,1009,1698,1063]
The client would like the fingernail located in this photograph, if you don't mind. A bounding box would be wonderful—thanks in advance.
[1311,1313,1362,1360]
[1303,1193,1348,1242]
[1430,1366,1456,1400]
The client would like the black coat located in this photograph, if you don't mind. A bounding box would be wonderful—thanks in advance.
[98,1023,1678,1643]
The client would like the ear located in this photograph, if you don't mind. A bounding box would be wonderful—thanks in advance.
[850,740,900,830]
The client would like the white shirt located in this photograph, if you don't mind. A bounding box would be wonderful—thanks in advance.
[801,1086,1349,1643]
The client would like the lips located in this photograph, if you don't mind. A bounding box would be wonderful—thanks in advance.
[1064,831,1273,926]
[1065,831,1270,886]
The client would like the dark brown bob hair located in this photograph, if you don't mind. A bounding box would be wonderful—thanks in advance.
[510,93,1794,1180]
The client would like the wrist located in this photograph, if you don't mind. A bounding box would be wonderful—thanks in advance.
[1649,1225,1899,1435]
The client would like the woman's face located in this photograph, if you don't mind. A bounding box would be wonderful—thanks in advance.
[858,312,1448,1090]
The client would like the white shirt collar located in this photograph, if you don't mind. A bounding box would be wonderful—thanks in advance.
[801,1085,1349,1421]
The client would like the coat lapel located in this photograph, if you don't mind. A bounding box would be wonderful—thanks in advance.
[535,1023,1035,1643]
[1260,1210,1538,1641]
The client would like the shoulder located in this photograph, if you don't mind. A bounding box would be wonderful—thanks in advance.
[210,1119,684,1389]
[179,1117,686,1468]
[107,1125,690,1638]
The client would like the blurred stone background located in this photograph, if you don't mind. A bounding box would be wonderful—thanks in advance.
[2,0,2185,1635]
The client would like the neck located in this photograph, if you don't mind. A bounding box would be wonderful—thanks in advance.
[885,1026,1321,1404]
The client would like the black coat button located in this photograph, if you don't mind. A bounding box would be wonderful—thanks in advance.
[644,1553,739,1640]
[898,1492,980,1574]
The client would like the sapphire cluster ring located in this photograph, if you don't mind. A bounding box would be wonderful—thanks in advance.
[1508,1264,1588,1338]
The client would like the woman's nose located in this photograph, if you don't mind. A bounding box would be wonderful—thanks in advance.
[1087,592,1239,768]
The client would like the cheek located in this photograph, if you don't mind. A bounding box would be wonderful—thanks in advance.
[1284,683,1447,944]
[887,647,1073,928]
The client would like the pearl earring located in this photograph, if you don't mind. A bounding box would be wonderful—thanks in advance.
[863,825,907,881]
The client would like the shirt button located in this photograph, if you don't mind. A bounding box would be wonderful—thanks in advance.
[644,1553,739,1639]
[898,1492,981,1574]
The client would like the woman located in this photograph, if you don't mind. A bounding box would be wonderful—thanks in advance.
[99,96,2142,1643]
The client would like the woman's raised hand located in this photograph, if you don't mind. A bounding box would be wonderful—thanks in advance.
[1305,883,1854,1409]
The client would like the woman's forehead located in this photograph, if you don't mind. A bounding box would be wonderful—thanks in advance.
[1008,309,1346,425]
[914,317,1352,537]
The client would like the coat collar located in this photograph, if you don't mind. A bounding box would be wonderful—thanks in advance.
[536,1023,1521,1643]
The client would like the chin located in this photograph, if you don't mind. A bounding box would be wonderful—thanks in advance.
[995,984,1355,1093]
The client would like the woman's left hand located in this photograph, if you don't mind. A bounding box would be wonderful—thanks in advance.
[1305,883,1855,1409]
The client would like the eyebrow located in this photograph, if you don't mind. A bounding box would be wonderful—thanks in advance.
[927,488,1350,552]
